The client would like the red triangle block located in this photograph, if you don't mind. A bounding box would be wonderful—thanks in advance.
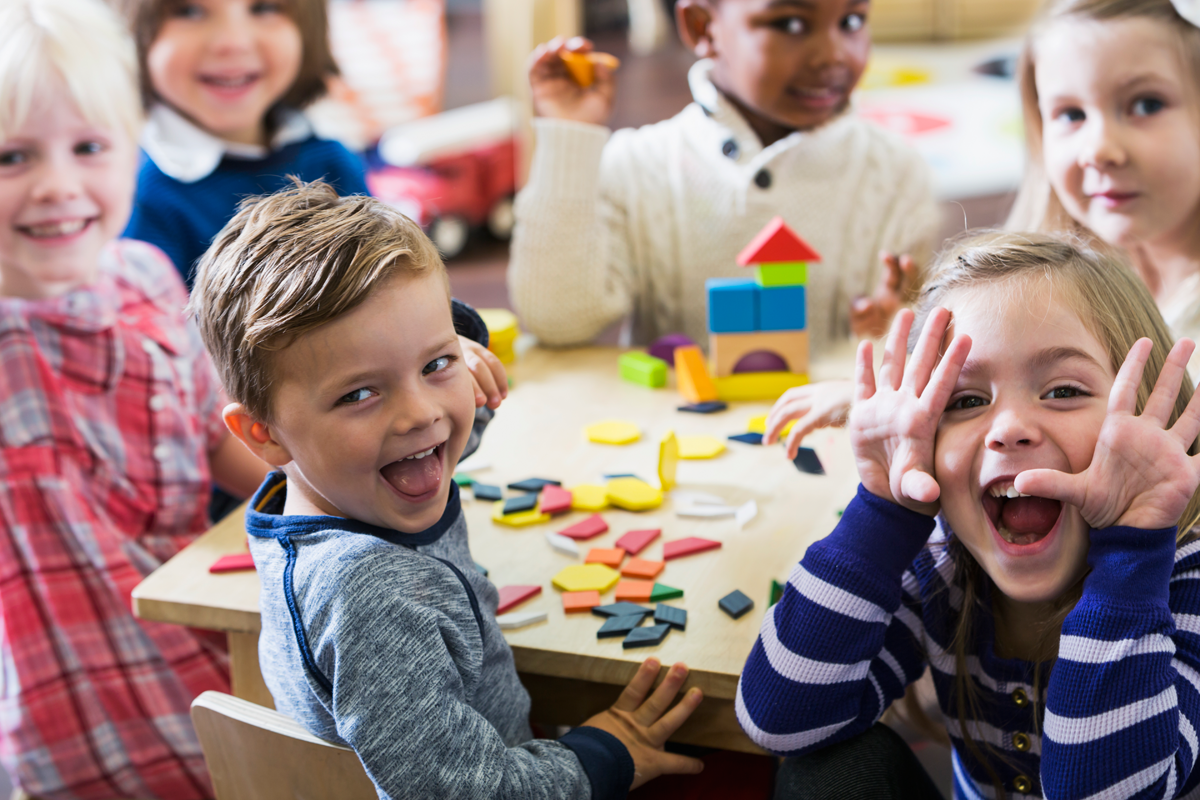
[558,514,609,540]
[497,584,542,614]
[614,528,660,556]
[209,553,255,573]
[736,216,822,266]
[539,484,573,515]
[663,537,722,560]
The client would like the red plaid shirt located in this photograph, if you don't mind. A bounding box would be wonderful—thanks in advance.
[0,240,230,799]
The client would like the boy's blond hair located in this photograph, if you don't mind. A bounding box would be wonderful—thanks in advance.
[188,180,447,424]
[0,0,141,142]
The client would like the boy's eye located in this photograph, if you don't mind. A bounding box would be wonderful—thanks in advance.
[338,387,374,405]
[842,13,867,32]
[1043,385,1085,400]
[250,1,287,13]
[422,355,454,376]
[1130,96,1165,117]
[171,2,205,19]
[0,150,27,167]
[948,395,988,411]
[74,141,105,156]
[770,16,805,35]
[1054,107,1085,124]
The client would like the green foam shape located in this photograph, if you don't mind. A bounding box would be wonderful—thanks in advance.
[619,351,668,388]
[770,579,786,606]
[453,473,474,487]
[755,262,807,287]
[650,583,683,602]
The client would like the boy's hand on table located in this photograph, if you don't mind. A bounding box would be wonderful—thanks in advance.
[581,659,704,789]
[764,380,853,460]
[528,37,616,126]
[850,252,917,339]
[459,336,507,410]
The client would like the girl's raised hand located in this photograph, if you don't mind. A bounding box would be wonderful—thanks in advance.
[1015,338,1200,531]
[849,308,971,515]
[528,37,616,126]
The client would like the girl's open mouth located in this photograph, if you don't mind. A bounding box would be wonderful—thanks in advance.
[379,442,445,503]
[981,483,1064,551]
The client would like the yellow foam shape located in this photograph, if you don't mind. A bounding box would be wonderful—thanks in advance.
[570,484,610,512]
[558,50,620,88]
[552,563,620,593]
[585,420,640,445]
[677,435,726,459]
[606,477,662,511]
[477,308,519,363]
[747,414,796,437]
[491,502,551,527]
[658,431,679,491]
[716,372,808,402]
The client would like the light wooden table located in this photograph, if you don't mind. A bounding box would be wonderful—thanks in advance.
[133,346,861,754]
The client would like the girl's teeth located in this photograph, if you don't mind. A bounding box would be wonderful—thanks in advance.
[25,220,86,238]
[404,447,436,461]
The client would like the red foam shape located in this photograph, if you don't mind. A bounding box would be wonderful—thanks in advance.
[615,528,661,556]
[736,216,821,266]
[497,584,542,614]
[558,514,609,540]
[663,537,722,560]
[209,553,255,573]
[539,484,573,515]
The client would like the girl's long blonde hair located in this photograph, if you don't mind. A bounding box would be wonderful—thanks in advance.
[1006,0,1200,233]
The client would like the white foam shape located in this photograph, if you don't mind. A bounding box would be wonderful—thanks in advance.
[676,503,737,518]
[736,500,758,529]
[672,490,726,506]
[545,532,579,557]
[455,456,491,473]
[497,610,548,630]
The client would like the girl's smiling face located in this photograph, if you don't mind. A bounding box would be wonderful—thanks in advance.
[934,283,1115,605]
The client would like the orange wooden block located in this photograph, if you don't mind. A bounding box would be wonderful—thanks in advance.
[710,330,809,378]
[614,579,655,602]
[620,557,664,580]
[562,590,601,613]
[675,345,718,403]
[585,547,626,568]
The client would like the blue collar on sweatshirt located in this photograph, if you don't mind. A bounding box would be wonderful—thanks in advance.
[245,471,462,548]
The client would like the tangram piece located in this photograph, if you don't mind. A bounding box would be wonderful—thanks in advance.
[663,537,722,560]
[719,590,755,620]
[736,500,758,529]
[473,483,502,501]
[456,455,491,473]
[508,478,561,493]
[210,553,255,574]
[715,372,808,402]
[675,502,736,519]
[552,564,620,593]
[677,435,726,460]
[585,420,641,445]
[558,514,609,540]
[497,585,542,614]
[655,604,688,631]
[491,502,551,527]
[769,579,786,606]
[585,548,626,568]
[562,591,601,613]
[546,531,580,557]
[452,473,474,487]
[606,478,663,511]
[707,278,759,333]
[728,432,764,445]
[747,414,795,437]
[711,330,809,379]
[658,430,679,491]
[793,447,826,475]
[615,579,655,602]
[677,401,728,414]
[503,494,539,515]
[614,528,660,556]
[648,333,697,366]
[592,602,652,620]
[478,308,519,363]
[474,562,488,576]
[539,485,573,515]
[603,473,643,480]
[675,346,718,403]
[623,623,670,649]
[621,558,664,580]
[735,216,822,266]
[497,610,548,630]
[650,583,683,602]
[558,49,619,88]
[759,285,806,332]
[619,351,668,388]
[569,484,610,512]
[598,613,646,639]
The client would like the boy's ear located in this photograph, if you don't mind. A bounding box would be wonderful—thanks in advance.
[223,402,293,468]
[676,0,716,58]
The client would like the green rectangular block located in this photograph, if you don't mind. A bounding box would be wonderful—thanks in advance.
[755,262,807,287]
[619,351,667,388]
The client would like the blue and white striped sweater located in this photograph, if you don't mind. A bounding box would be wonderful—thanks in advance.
[737,485,1200,799]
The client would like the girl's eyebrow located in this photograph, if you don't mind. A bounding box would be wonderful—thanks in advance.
[957,346,1103,379]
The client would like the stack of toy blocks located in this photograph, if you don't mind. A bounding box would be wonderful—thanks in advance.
[704,217,818,400]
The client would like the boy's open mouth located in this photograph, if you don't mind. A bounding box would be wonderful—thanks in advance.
[981,480,1062,547]
[18,218,93,240]
[379,442,444,501]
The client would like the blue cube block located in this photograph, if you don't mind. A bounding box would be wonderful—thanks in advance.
[707,278,759,333]
[759,284,806,331]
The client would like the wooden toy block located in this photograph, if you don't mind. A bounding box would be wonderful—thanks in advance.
[677,401,728,414]
[503,494,539,515]
[586,548,626,568]
[497,610,548,630]
[538,485,573,515]
[715,372,808,402]
[478,308,520,364]
[719,590,755,619]
[619,351,668,388]
[552,564,620,593]
[491,502,551,527]
[585,420,641,445]
[654,604,687,630]
[658,430,679,491]
[507,478,562,493]
[615,580,655,602]
[569,484,610,512]
[648,333,697,366]
[677,435,726,459]
[674,346,718,403]
[747,414,795,437]
[663,537,722,560]
[650,583,683,602]
[562,591,601,613]
[621,557,664,579]
[793,447,826,475]
[496,584,542,614]
[759,284,806,331]
[210,553,255,574]
[452,473,474,487]
[736,216,821,266]
[614,528,660,555]
[473,483,502,501]
[706,278,759,333]
[558,49,620,89]
[728,432,764,445]
[711,330,809,378]
[598,613,645,639]
[558,514,609,540]
[755,261,808,287]
[592,602,653,619]
[769,579,786,606]
[623,623,670,649]
[606,478,663,511]
[545,531,579,557]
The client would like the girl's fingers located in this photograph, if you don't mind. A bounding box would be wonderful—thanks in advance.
[900,469,940,505]
[784,412,820,459]
[1109,339,1153,416]
[646,687,704,746]
[1013,468,1086,509]
[903,307,949,396]
[1143,339,1194,426]
[632,663,689,726]
[878,309,913,391]
[611,659,659,713]
[919,333,971,417]
[854,340,875,404]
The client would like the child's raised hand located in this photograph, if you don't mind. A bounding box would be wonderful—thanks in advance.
[763,380,853,460]
[850,307,971,515]
[1015,338,1200,531]
[528,37,617,126]
[850,252,918,339]
[458,336,507,410]
[581,659,704,789]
